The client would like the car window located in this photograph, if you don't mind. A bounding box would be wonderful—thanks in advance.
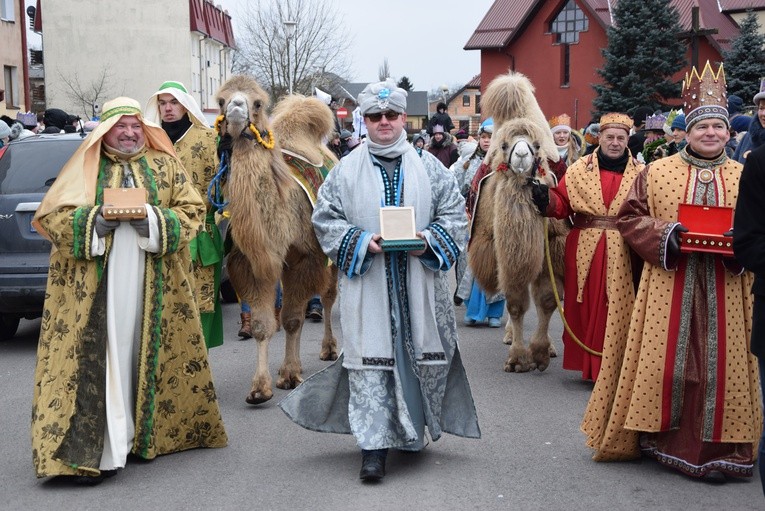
[0,138,82,194]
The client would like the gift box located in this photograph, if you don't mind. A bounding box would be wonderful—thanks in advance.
[102,188,147,220]
[677,203,733,256]
[379,206,426,252]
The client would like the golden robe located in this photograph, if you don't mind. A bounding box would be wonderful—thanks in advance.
[175,124,219,316]
[601,151,761,476]
[31,148,228,478]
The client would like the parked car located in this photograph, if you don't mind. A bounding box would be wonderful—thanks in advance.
[0,133,85,340]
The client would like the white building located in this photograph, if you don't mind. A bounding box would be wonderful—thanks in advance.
[33,0,235,123]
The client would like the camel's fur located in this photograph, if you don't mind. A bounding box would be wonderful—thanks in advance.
[469,75,568,373]
[216,77,338,404]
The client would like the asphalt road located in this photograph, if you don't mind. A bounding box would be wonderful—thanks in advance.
[1,288,762,510]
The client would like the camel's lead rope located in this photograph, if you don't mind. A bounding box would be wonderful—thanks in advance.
[208,150,230,213]
[544,218,603,357]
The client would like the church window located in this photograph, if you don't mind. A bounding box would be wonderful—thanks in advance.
[550,0,588,44]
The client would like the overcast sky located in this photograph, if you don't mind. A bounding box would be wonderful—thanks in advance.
[216,0,496,93]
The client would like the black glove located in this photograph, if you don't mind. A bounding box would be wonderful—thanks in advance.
[667,224,689,261]
[130,217,150,238]
[527,178,549,215]
[94,213,120,238]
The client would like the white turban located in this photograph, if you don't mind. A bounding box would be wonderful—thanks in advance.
[357,78,407,115]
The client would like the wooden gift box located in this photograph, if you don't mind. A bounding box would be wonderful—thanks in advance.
[102,188,147,221]
[677,203,733,256]
[379,206,426,252]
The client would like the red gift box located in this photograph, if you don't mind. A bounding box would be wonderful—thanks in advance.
[677,203,733,256]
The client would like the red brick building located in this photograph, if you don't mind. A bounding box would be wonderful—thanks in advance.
[465,0,750,129]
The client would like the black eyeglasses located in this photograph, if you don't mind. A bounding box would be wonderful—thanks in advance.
[365,111,401,122]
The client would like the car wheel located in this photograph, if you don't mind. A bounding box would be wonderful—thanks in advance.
[219,279,238,304]
[0,314,20,341]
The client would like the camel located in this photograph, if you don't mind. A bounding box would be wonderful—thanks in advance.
[215,75,338,404]
[468,71,568,373]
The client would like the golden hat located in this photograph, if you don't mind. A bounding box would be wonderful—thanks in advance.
[599,112,633,133]
[682,61,728,128]
[548,113,571,133]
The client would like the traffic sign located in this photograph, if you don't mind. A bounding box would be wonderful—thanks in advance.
[336,107,348,118]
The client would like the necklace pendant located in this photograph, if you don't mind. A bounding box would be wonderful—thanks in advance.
[697,168,714,184]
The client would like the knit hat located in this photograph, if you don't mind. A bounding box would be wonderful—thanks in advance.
[728,94,743,115]
[478,117,494,135]
[455,129,468,140]
[357,78,407,115]
[731,115,752,133]
[0,120,10,139]
[339,129,352,140]
[670,113,686,131]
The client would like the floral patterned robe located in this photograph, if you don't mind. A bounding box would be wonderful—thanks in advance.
[175,123,223,349]
[31,147,228,478]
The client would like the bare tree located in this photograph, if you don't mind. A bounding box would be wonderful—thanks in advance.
[378,58,390,81]
[57,67,119,120]
[234,0,353,104]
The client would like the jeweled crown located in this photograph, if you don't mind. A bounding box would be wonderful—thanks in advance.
[644,113,668,131]
[682,61,728,128]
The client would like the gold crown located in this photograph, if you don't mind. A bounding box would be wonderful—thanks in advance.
[548,113,571,131]
[599,112,633,132]
[682,61,728,127]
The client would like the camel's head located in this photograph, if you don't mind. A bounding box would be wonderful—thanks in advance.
[489,118,547,178]
[216,75,271,138]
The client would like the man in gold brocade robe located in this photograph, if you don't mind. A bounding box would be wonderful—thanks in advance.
[31,97,227,485]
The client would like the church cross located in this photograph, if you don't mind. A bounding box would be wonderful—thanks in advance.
[677,6,718,69]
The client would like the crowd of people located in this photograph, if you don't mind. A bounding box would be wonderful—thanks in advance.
[16,61,764,497]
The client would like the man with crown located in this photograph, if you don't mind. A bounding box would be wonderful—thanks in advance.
[583,62,762,482]
[531,112,643,383]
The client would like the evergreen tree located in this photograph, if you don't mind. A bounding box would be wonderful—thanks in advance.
[592,0,686,118]
[398,76,414,92]
[723,11,765,102]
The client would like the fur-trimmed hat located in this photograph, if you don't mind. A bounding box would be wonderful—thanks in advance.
[0,120,10,139]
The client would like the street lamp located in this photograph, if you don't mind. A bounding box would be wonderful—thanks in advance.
[283,19,297,95]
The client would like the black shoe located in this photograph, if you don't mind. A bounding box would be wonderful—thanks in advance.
[306,304,323,322]
[359,449,387,482]
[453,291,463,306]
[73,469,117,486]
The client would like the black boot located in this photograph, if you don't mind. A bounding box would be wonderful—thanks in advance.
[73,469,118,486]
[359,449,387,482]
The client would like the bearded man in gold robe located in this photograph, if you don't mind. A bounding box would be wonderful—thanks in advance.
[31,97,227,485]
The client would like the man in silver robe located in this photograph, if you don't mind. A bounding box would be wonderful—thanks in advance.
[279,79,480,482]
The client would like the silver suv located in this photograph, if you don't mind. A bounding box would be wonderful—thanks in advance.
[0,133,84,339]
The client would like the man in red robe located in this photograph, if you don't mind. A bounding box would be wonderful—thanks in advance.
[532,112,642,381]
